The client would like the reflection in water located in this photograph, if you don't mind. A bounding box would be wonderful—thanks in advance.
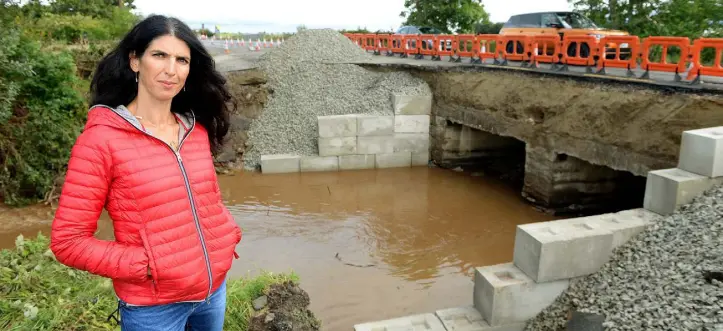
[220,167,555,329]
[0,167,555,329]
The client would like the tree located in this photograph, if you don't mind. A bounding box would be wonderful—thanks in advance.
[568,0,722,38]
[399,0,491,34]
[475,21,504,34]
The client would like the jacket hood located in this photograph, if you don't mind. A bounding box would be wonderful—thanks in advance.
[85,104,194,133]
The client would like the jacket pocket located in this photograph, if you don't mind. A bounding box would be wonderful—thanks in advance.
[139,228,160,296]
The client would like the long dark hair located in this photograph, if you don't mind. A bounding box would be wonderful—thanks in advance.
[90,14,233,155]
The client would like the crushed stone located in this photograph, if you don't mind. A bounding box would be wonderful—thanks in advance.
[525,184,723,331]
[241,28,431,170]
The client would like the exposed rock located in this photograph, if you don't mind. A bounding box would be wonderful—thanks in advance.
[249,281,321,331]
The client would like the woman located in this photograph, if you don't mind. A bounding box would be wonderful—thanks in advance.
[50,14,242,331]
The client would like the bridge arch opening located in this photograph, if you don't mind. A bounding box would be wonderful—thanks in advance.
[431,120,647,216]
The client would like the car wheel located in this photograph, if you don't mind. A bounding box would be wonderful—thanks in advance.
[506,41,524,54]
[567,42,591,58]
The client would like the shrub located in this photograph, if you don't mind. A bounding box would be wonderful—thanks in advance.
[0,27,87,206]
[0,233,299,331]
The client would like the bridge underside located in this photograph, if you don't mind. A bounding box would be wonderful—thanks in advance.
[362,62,723,214]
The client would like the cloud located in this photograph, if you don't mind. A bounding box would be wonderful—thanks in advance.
[133,0,570,33]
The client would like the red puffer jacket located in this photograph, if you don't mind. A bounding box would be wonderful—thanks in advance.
[50,104,242,306]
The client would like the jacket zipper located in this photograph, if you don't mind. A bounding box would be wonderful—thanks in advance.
[106,108,214,302]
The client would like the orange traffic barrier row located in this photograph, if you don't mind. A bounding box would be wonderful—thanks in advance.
[344,33,723,83]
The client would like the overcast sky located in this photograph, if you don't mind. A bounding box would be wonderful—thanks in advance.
[132,0,571,33]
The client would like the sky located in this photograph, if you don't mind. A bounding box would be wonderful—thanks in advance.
[132,0,571,34]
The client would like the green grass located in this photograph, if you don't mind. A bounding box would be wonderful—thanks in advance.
[0,233,298,331]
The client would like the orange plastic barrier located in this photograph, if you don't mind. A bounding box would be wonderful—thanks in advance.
[528,35,562,67]
[596,36,640,76]
[498,34,530,64]
[362,34,377,52]
[453,34,478,62]
[560,35,599,70]
[375,34,392,55]
[476,34,501,64]
[435,34,455,61]
[390,34,405,55]
[640,36,690,80]
[686,38,723,82]
[404,35,421,58]
[418,34,437,58]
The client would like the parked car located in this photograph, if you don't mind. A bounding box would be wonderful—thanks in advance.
[393,25,454,52]
[499,11,631,60]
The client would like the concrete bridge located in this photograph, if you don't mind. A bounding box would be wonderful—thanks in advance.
[343,58,723,214]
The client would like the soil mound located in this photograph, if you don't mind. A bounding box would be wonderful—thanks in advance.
[249,281,321,331]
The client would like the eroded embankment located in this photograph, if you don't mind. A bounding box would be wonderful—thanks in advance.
[365,65,723,177]
[215,69,270,169]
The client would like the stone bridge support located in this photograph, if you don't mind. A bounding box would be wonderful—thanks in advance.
[431,117,645,214]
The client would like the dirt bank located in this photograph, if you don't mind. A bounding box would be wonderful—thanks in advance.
[367,64,723,176]
[249,281,321,331]
[216,69,270,168]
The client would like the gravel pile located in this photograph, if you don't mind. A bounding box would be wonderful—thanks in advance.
[242,29,431,170]
[525,184,723,331]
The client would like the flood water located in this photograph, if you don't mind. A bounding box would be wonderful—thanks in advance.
[0,167,555,330]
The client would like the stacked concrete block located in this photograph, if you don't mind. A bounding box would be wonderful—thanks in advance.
[318,115,358,157]
[677,127,723,177]
[376,152,412,168]
[353,313,446,331]
[260,154,301,174]
[473,263,569,327]
[513,219,614,283]
[339,154,375,170]
[300,156,338,172]
[569,209,657,250]
[357,136,394,154]
[643,168,723,215]
[357,115,394,136]
[643,126,723,215]
[436,306,526,331]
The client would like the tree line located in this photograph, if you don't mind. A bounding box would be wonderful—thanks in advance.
[396,0,722,38]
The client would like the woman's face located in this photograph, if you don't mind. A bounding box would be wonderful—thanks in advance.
[131,35,191,102]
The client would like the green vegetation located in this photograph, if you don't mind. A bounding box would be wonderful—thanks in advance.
[0,0,140,206]
[400,0,490,34]
[0,233,299,331]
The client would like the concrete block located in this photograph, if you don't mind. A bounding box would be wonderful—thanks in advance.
[376,152,412,168]
[513,220,614,283]
[317,114,357,138]
[435,306,526,331]
[318,137,357,156]
[394,133,430,154]
[643,168,723,216]
[395,115,430,133]
[353,313,446,331]
[412,151,430,167]
[300,156,338,172]
[339,154,375,170]
[566,212,651,250]
[392,94,432,115]
[260,154,300,174]
[474,263,569,327]
[677,127,723,177]
[357,115,394,136]
[358,136,394,155]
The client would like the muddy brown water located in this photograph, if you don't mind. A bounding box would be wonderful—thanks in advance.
[0,167,555,330]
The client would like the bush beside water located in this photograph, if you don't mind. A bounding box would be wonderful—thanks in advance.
[0,233,300,331]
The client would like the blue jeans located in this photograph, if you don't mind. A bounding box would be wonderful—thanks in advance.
[118,280,227,331]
